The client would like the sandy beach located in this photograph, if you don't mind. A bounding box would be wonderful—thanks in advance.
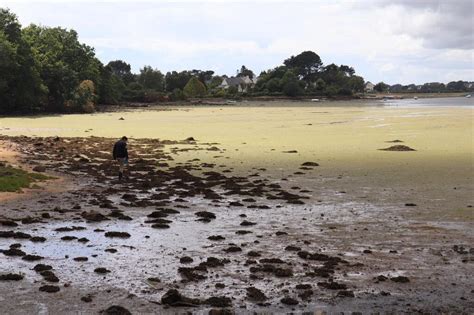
[0,100,473,314]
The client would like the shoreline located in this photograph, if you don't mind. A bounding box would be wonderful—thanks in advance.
[0,93,470,117]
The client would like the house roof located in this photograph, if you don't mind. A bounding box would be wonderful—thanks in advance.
[225,77,245,86]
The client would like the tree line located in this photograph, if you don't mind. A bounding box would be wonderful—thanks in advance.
[372,81,474,93]
[1,8,469,115]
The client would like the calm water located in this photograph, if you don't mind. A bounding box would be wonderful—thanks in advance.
[381,96,474,107]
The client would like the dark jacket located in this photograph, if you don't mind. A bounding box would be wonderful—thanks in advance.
[113,140,128,159]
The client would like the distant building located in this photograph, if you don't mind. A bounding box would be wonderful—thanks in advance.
[219,76,258,92]
[364,81,375,92]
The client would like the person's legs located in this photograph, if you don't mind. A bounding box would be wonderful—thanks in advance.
[117,158,125,180]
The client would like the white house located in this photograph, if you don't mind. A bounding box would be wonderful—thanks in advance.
[364,81,375,92]
[219,76,258,92]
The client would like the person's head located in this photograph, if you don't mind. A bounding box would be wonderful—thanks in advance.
[121,136,128,142]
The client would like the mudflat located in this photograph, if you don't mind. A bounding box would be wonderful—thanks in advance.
[0,100,472,314]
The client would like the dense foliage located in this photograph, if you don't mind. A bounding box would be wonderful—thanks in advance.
[1,8,470,115]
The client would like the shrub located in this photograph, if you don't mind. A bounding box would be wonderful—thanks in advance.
[183,77,207,98]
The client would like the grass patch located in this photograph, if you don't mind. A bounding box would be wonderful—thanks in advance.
[0,165,52,192]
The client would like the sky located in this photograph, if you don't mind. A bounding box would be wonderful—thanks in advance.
[1,0,473,85]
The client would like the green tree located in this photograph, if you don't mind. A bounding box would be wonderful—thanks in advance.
[284,51,322,83]
[314,78,326,92]
[346,75,364,93]
[0,9,45,113]
[138,66,164,91]
[165,71,192,92]
[98,65,125,104]
[23,24,101,111]
[374,82,389,92]
[237,65,255,79]
[106,60,134,84]
[183,77,207,97]
[281,70,303,97]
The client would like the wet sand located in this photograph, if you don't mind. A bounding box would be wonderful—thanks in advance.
[0,102,473,314]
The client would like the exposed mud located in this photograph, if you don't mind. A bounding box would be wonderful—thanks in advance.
[0,134,473,314]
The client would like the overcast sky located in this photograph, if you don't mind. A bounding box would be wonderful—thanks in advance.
[1,0,473,84]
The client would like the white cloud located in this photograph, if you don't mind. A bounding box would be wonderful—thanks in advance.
[1,0,472,84]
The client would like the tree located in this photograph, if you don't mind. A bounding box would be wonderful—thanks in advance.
[446,81,467,92]
[23,24,101,111]
[165,71,192,92]
[374,82,389,92]
[0,9,45,113]
[281,70,303,97]
[314,78,326,92]
[183,77,207,98]
[284,51,322,82]
[106,60,134,84]
[66,80,96,113]
[98,65,125,104]
[339,65,355,76]
[237,65,255,79]
[346,75,364,93]
[138,66,164,91]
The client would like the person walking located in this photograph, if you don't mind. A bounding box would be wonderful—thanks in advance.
[112,136,129,180]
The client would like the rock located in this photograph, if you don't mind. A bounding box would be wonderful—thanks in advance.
[240,220,257,226]
[405,203,417,207]
[247,251,261,257]
[0,273,24,281]
[40,270,59,283]
[94,267,111,274]
[33,264,52,272]
[317,281,347,290]
[295,284,312,290]
[195,211,216,220]
[285,245,301,251]
[274,268,293,277]
[391,276,410,283]
[208,309,234,315]
[180,256,194,264]
[379,145,416,151]
[151,223,170,229]
[73,257,88,262]
[208,235,225,241]
[282,150,298,153]
[22,254,43,261]
[301,162,319,166]
[161,289,200,307]
[30,236,47,242]
[39,285,60,293]
[104,231,130,238]
[205,296,232,308]
[81,295,93,303]
[281,297,299,305]
[81,211,108,222]
[246,287,267,302]
[61,236,77,241]
[0,220,18,227]
[2,248,26,256]
[224,246,242,253]
[118,117,125,120]
[101,305,131,315]
[337,290,355,298]
[32,165,46,172]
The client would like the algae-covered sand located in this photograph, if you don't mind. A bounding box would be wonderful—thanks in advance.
[1,102,472,212]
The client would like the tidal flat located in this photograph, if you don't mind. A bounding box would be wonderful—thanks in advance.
[0,99,472,314]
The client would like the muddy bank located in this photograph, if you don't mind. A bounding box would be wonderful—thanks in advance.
[0,135,473,314]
